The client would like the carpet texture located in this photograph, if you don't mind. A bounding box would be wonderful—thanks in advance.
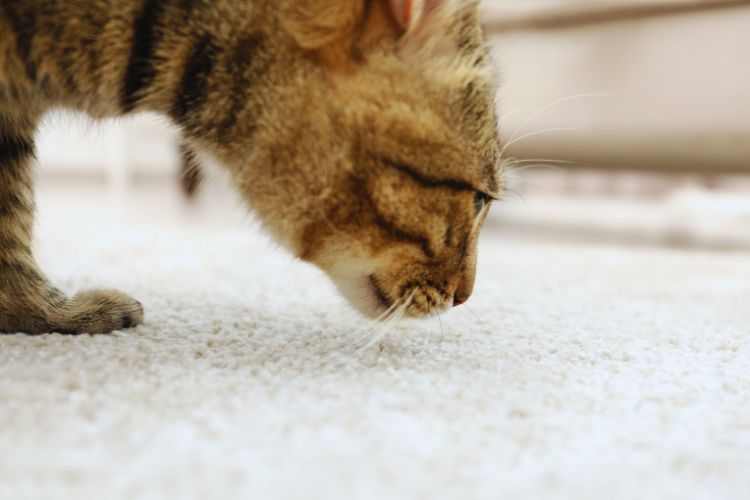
[1,193,749,500]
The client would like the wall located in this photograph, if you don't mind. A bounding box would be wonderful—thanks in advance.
[487,2,750,171]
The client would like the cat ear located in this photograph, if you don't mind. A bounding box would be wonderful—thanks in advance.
[387,0,425,32]
[281,1,366,50]
[281,0,464,61]
[386,0,462,56]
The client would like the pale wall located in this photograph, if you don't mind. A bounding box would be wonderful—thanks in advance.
[489,3,750,171]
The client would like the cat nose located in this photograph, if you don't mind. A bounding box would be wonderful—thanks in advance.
[452,262,477,307]
[452,288,472,307]
[453,293,469,307]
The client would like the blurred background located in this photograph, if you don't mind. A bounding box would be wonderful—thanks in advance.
[34,0,750,250]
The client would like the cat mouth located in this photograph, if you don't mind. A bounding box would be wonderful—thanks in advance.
[367,274,452,317]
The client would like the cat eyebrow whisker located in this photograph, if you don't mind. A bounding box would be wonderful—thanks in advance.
[506,163,567,174]
[503,170,546,191]
[505,92,611,145]
[502,156,575,169]
[500,127,578,157]
[503,186,527,204]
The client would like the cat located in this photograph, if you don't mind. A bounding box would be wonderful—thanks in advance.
[0,0,503,334]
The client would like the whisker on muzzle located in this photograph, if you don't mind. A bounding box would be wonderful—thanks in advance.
[352,290,416,353]
[433,304,445,343]
[346,297,403,350]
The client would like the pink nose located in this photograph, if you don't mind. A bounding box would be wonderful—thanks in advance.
[453,292,470,307]
[452,271,476,308]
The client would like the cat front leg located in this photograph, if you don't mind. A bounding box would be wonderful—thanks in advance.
[0,116,143,334]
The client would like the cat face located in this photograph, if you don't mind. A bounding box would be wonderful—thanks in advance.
[247,0,502,318]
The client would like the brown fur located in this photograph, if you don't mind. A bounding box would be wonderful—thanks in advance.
[0,0,503,333]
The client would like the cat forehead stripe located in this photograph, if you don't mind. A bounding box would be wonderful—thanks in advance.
[372,207,435,258]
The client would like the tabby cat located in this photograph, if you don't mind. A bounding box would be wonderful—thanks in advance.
[0,0,503,334]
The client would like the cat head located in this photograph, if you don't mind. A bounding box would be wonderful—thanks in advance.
[236,0,502,318]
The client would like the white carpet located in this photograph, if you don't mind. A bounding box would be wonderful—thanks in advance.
[1,187,749,500]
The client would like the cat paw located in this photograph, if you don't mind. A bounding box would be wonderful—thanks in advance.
[63,289,144,334]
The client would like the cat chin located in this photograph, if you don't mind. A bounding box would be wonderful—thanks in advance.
[341,291,387,320]
[326,270,384,319]
[314,264,392,320]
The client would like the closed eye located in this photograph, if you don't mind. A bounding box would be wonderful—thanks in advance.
[379,156,479,193]
[474,192,493,215]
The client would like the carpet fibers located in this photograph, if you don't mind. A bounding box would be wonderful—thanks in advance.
[1,191,749,500]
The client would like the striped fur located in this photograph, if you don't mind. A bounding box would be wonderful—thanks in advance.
[178,141,203,198]
[0,0,502,332]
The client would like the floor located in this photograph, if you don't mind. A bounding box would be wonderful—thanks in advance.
[1,180,749,500]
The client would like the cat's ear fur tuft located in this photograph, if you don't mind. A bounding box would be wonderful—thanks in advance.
[280,1,366,50]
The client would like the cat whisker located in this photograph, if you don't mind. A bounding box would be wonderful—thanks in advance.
[506,164,567,175]
[502,158,574,185]
[504,164,569,184]
[501,127,578,157]
[424,304,444,348]
[503,157,578,195]
[506,92,611,145]
[434,304,445,343]
[502,186,527,204]
[355,306,404,353]
[348,297,405,350]
[504,175,544,194]
[503,157,574,173]
[503,158,574,167]
[423,308,434,348]
[355,290,416,353]
[463,303,488,330]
